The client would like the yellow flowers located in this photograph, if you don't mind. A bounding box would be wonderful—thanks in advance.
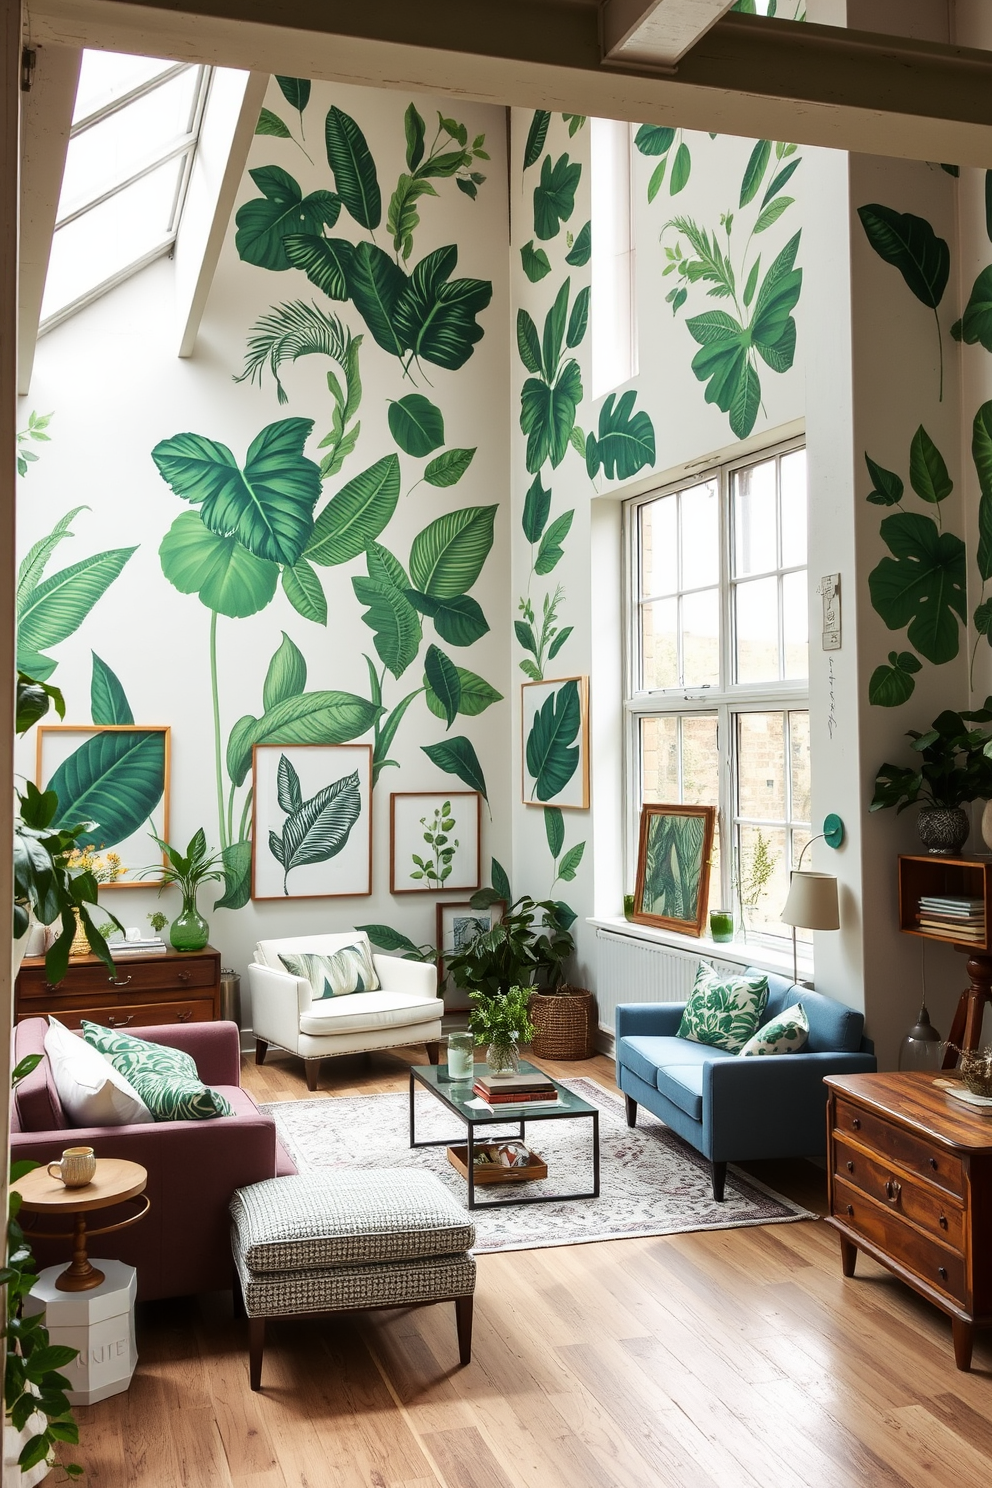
[64,845,126,884]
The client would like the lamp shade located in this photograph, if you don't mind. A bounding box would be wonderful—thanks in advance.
[781,871,840,931]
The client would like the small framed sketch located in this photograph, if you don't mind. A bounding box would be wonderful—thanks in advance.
[390,792,481,894]
[633,803,716,937]
[251,744,372,900]
[436,899,505,984]
[36,725,171,886]
[521,676,590,810]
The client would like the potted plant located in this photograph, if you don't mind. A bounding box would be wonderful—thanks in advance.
[468,985,535,1075]
[446,889,576,999]
[142,830,224,951]
[871,706,992,855]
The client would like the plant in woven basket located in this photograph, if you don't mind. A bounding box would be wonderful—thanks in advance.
[948,1044,992,1097]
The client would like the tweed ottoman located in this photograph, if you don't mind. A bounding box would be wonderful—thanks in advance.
[230,1170,476,1389]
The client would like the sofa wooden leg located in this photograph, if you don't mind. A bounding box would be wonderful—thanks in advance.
[624,1094,637,1128]
[455,1295,473,1366]
[426,1041,441,1066]
[711,1161,727,1202]
[249,1317,265,1391]
[255,1038,268,1065]
[305,1061,320,1092]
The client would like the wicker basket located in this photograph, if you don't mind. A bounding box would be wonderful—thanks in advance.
[529,988,597,1061]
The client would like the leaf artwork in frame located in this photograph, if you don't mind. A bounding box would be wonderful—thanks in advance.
[251,743,372,899]
[37,725,171,886]
[436,898,505,989]
[389,790,482,894]
[521,676,590,810]
[633,803,716,937]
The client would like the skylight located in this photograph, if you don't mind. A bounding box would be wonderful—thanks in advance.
[40,50,211,332]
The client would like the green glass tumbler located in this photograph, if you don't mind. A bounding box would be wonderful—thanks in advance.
[709,910,734,943]
[623,894,635,921]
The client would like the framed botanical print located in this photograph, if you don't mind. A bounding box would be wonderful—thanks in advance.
[436,899,505,985]
[390,791,481,894]
[251,744,372,900]
[521,676,590,810]
[36,725,171,886]
[633,803,716,937]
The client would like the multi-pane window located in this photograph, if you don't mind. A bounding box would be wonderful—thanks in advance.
[627,443,810,949]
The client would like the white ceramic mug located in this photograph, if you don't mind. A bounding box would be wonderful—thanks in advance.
[48,1146,96,1188]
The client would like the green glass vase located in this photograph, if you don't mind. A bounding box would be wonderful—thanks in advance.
[170,895,209,952]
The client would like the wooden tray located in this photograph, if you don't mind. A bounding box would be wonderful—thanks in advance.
[446,1142,547,1184]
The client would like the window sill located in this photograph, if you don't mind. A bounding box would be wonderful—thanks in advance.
[587,916,813,983]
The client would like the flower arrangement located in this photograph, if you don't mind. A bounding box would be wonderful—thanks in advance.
[64,846,126,884]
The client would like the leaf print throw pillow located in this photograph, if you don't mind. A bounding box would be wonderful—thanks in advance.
[278,939,380,999]
[677,962,769,1053]
[739,1002,809,1057]
[81,1021,234,1121]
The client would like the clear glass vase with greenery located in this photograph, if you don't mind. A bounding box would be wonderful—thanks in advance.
[468,986,536,1075]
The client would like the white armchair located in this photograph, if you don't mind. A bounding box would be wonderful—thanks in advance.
[248,933,444,1090]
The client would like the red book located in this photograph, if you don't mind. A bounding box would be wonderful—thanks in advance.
[473,1083,557,1103]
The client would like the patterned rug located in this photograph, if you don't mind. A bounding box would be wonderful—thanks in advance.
[261,1077,814,1253]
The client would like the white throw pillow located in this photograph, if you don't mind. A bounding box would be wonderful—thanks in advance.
[45,1017,153,1126]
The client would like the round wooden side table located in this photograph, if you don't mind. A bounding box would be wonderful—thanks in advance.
[12,1157,149,1292]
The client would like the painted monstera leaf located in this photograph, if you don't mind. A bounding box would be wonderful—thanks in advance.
[47,729,166,846]
[868,651,922,708]
[152,417,322,567]
[16,545,138,681]
[270,756,362,892]
[159,511,279,618]
[586,391,656,481]
[533,153,581,241]
[520,361,583,473]
[235,165,340,270]
[525,680,580,801]
[868,511,966,665]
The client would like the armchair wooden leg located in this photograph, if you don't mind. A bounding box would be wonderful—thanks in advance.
[426,1041,441,1065]
[255,1038,268,1065]
[305,1060,320,1092]
[711,1161,727,1202]
[624,1094,637,1127]
[455,1295,473,1366]
[249,1317,265,1391]
[232,1268,246,1319]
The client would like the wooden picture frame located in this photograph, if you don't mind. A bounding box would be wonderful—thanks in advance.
[251,744,373,900]
[390,791,482,894]
[436,899,505,985]
[633,803,716,937]
[36,724,171,887]
[521,675,590,810]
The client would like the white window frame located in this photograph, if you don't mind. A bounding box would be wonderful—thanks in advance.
[622,436,809,949]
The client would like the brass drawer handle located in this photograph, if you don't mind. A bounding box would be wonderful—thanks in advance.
[846,1204,854,1216]
[846,1160,854,1173]
[177,970,192,983]
[108,1014,134,1028]
[176,1010,193,1022]
[884,1179,902,1204]
[939,1213,948,1230]
[938,1266,948,1282]
[110,975,132,989]
[851,1117,861,1130]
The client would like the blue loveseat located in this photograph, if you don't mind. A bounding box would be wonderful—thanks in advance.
[615,970,876,1200]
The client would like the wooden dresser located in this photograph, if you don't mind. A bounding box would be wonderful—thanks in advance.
[15,946,222,1030]
[825,1071,992,1370]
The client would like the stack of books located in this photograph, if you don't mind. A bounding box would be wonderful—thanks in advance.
[915,896,986,943]
[108,937,168,958]
[472,1071,558,1105]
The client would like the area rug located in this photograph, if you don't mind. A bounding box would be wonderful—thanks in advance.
[261,1077,814,1253]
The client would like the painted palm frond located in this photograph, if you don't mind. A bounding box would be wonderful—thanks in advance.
[235,301,353,404]
[643,813,705,919]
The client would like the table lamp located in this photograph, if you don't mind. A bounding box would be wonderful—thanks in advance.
[781,870,840,986]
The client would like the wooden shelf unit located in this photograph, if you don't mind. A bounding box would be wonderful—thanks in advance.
[897,854,992,951]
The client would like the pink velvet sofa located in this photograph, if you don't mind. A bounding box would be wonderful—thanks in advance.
[11,1018,296,1301]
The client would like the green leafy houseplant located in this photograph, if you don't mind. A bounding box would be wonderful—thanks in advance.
[4,1055,82,1481]
[447,863,576,999]
[14,675,122,982]
[142,829,224,950]
[468,986,535,1053]
[870,705,992,814]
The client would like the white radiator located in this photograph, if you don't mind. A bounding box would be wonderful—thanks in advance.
[594,928,742,1042]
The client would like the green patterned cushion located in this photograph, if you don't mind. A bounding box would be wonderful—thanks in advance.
[677,963,769,1053]
[278,941,380,999]
[739,1002,809,1057]
[80,1022,234,1121]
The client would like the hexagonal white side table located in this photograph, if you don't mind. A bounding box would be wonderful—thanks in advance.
[23,1261,137,1405]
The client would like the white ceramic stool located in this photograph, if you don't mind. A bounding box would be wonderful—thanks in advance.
[23,1260,137,1405]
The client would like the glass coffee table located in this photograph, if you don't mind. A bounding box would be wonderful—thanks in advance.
[408,1060,600,1210]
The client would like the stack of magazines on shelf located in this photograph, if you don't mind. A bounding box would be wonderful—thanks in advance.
[916,896,986,943]
[472,1071,558,1106]
[108,936,168,958]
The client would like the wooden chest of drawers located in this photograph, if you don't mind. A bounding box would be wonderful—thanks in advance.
[825,1072,992,1370]
[15,946,222,1030]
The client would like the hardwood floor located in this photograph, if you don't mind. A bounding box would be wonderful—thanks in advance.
[71,1045,992,1488]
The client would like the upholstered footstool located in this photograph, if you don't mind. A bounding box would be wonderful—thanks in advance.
[230,1171,476,1389]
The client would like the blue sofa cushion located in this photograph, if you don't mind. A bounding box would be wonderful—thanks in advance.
[656,1065,704,1121]
[618,1034,735,1089]
[761,976,864,1053]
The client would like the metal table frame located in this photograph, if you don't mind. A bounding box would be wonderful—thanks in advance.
[408,1064,600,1210]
